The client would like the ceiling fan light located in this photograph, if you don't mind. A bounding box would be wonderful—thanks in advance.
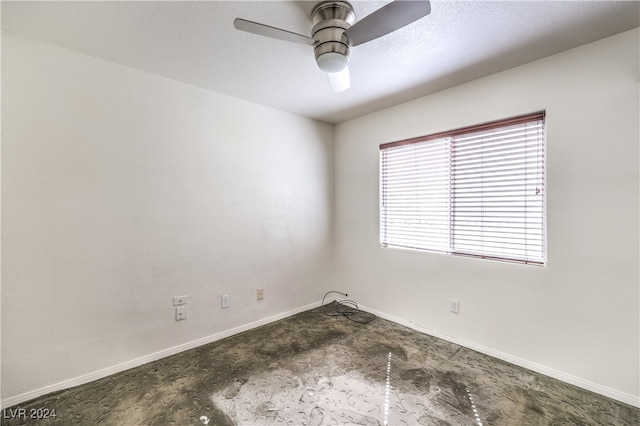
[316,52,348,73]
[328,66,351,93]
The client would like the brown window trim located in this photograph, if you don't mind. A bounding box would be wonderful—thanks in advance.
[380,111,546,150]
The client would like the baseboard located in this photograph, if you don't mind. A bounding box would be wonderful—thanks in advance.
[5,301,638,409]
[1,300,322,409]
[362,305,640,408]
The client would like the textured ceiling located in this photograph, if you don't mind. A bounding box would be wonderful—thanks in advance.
[2,1,638,124]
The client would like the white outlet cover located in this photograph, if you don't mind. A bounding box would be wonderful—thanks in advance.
[221,294,230,309]
[176,305,187,320]
[173,295,188,306]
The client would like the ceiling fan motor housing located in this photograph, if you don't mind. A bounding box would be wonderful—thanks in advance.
[312,1,355,72]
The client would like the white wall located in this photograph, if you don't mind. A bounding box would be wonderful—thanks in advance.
[2,27,639,409]
[1,33,334,403]
[334,28,639,405]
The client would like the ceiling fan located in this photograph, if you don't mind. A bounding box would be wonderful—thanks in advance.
[234,0,431,93]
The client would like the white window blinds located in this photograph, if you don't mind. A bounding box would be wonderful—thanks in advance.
[380,112,546,265]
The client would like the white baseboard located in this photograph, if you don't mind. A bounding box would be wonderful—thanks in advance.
[1,300,322,409]
[362,305,640,408]
[4,301,638,410]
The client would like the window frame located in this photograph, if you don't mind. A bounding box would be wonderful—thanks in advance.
[379,111,546,265]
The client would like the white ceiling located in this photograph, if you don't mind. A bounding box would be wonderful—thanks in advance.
[2,1,638,124]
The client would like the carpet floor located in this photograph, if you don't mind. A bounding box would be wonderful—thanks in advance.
[3,305,639,425]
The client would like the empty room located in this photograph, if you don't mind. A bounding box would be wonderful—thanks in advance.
[1,0,639,424]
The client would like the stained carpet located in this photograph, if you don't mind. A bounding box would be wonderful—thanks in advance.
[3,305,639,425]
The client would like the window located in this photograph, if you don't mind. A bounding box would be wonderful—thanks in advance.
[379,112,546,265]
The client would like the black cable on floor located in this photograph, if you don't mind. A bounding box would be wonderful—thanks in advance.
[321,291,376,324]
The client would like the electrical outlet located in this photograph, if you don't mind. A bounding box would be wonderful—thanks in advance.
[450,299,460,314]
[176,305,186,320]
[173,295,188,306]
[257,288,264,300]
[221,294,230,309]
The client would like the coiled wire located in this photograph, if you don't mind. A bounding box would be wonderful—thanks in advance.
[321,291,376,324]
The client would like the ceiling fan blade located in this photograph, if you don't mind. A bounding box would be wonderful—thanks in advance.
[328,66,351,93]
[234,18,315,46]
[344,0,431,47]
